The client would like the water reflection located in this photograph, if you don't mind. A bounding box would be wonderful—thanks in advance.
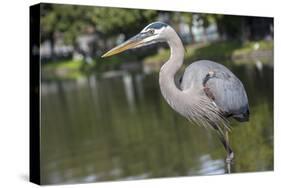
[122,73,136,112]
[197,155,225,175]
[41,63,273,185]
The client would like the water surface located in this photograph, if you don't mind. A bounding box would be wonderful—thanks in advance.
[41,63,273,184]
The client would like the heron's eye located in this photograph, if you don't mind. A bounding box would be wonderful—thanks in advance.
[148,29,154,34]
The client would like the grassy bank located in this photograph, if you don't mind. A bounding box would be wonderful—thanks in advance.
[42,59,86,80]
[42,40,273,80]
[144,40,273,66]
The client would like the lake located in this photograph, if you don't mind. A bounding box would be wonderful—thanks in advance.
[41,62,273,184]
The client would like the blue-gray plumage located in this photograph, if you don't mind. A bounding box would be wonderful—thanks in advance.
[143,22,168,30]
[180,60,249,122]
[102,22,250,173]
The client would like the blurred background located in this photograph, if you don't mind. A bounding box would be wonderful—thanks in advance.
[39,3,273,185]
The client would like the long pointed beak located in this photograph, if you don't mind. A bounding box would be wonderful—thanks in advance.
[102,35,142,58]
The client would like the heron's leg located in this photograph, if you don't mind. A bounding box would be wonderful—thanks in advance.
[212,125,234,173]
[223,127,234,174]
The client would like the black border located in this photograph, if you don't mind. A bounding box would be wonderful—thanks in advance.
[30,3,41,185]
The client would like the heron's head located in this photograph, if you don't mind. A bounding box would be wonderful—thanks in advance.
[102,22,170,58]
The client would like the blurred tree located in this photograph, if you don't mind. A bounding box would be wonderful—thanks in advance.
[179,13,194,43]
[197,14,216,42]
[214,15,244,40]
[91,7,157,38]
[40,4,94,58]
[40,4,158,59]
[40,3,273,64]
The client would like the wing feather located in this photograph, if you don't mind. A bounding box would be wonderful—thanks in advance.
[181,60,249,121]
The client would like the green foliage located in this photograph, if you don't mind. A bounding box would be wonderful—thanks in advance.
[233,40,273,56]
[143,40,273,68]
[42,39,273,80]
[188,41,242,61]
[42,59,85,80]
[91,7,157,37]
[143,48,170,65]
[45,59,84,69]
[215,15,243,39]
[41,4,93,44]
[40,3,273,77]
[40,4,158,44]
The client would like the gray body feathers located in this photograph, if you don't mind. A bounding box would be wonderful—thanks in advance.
[180,60,249,122]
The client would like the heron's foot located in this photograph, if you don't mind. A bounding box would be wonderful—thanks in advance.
[225,152,234,174]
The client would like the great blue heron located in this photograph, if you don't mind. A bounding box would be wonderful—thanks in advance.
[102,22,250,173]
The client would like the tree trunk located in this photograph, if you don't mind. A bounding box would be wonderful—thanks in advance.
[49,32,55,61]
[188,24,194,43]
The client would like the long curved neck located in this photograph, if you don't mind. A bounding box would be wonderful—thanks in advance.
[160,31,185,79]
[159,30,185,112]
[158,28,224,126]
